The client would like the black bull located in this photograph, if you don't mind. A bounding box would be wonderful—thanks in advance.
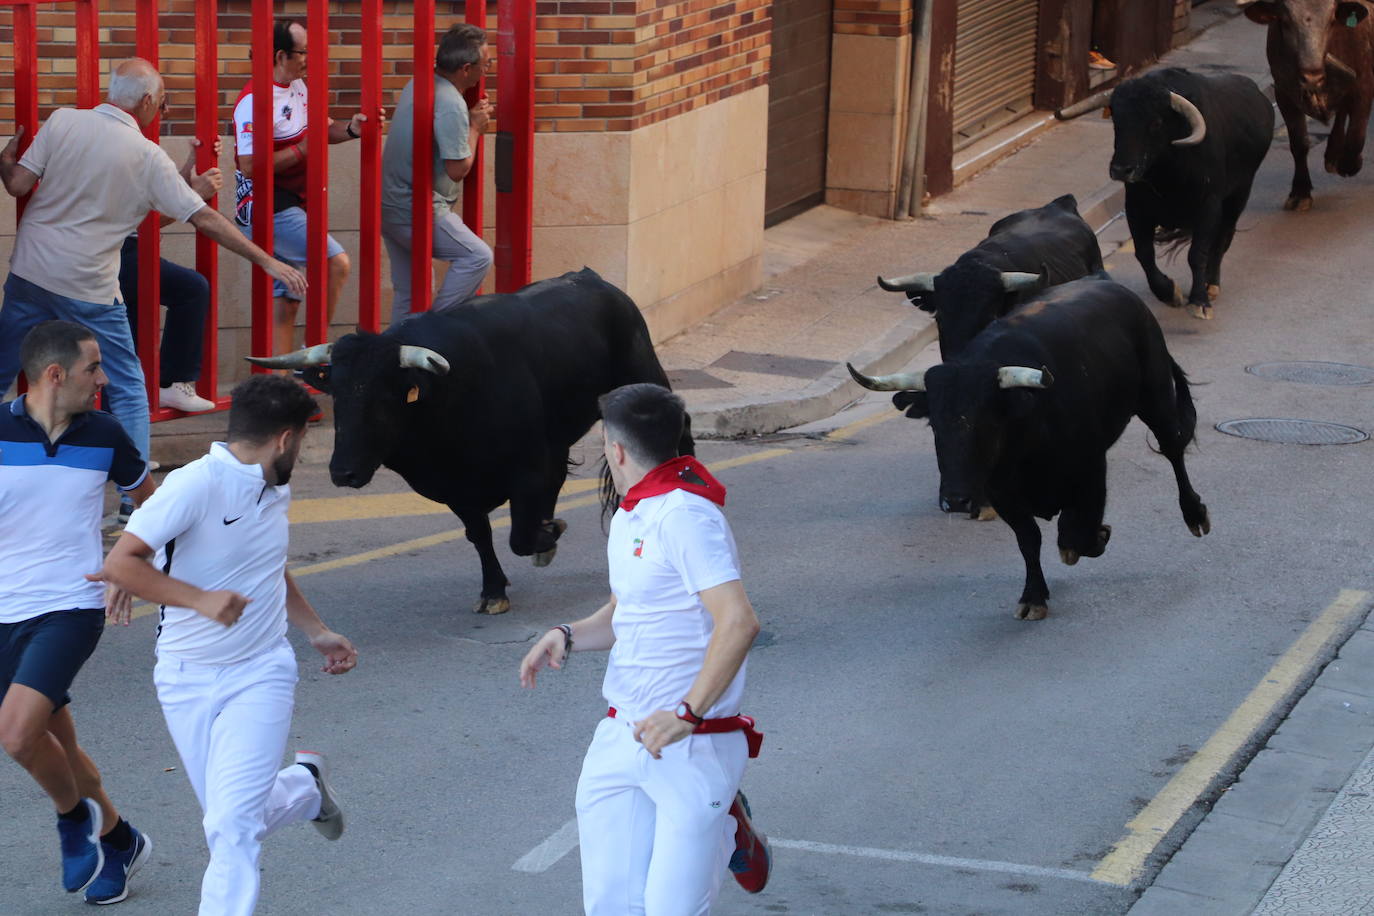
[848,277,1211,621]
[876,194,1104,517]
[249,267,692,615]
[1105,68,1273,321]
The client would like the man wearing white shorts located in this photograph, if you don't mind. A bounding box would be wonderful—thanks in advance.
[520,382,772,915]
[96,374,357,916]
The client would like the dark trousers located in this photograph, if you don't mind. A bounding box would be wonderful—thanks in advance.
[119,236,209,387]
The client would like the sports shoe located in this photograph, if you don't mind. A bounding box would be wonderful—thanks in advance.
[159,381,215,413]
[728,790,771,893]
[57,798,104,893]
[1088,50,1117,70]
[295,751,344,840]
[84,826,152,905]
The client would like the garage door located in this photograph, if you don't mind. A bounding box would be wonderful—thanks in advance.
[765,0,833,226]
[953,0,1039,150]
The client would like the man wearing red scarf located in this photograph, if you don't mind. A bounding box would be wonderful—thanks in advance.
[520,383,771,913]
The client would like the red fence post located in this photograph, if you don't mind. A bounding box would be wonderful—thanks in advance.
[195,0,223,405]
[305,0,330,345]
[358,0,384,332]
[495,0,534,293]
[250,0,276,366]
[135,0,163,411]
[411,0,436,314]
[13,1,38,223]
[74,0,99,109]
[462,0,486,281]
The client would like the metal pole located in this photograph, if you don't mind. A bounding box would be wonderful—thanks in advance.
[495,0,533,293]
[13,0,38,223]
[462,0,487,290]
[251,0,276,366]
[74,0,99,109]
[896,0,933,219]
[358,0,383,332]
[195,0,223,405]
[136,0,162,410]
[411,0,436,313]
[305,0,329,345]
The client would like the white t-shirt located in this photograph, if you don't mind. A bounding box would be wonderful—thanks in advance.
[124,442,290,665]
[603,488,745,722]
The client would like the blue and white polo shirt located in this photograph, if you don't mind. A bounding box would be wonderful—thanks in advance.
[0,396,147,623]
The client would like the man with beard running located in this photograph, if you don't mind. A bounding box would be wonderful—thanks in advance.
[95,374,356,915]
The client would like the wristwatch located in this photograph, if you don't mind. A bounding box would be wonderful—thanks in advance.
[675,701,703,725]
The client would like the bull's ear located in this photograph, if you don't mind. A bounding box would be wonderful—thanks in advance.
[301,366,332,395]
[910,292,936,314]
[1241,2,1280,25]
[893,390,929,418]
[1338,2,1368,26]
[1101,105,1112,120]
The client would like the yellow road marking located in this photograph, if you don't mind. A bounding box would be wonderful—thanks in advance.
[829,408,901,441]
[1091,588,1372,887]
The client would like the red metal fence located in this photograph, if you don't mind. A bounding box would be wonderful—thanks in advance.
[4,0,533,419]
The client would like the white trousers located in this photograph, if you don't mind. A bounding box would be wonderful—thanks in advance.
[576,716,748,916]
[154,640,321,916]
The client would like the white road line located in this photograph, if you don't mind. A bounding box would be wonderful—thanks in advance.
[769,838,1101,885]
[511,818,580,873]
[511,822,1099,885]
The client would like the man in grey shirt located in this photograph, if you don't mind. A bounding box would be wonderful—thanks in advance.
[380,24,494,326]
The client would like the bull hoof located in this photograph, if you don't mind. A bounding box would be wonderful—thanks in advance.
[1283,195,1312,212]
[532,518,568,567]
[1015,602,1049,621]
[975,505,999,522]
[1207,284,1220,302]
[1060,547,1080,566]
[532,545,558,568]
[474,596,511,615]
[1086,524,1112,558]
[1188,505,1212,538]
[1166,284,1186,308]
[1187,303,1214,321]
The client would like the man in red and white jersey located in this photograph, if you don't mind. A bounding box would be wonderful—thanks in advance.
[233,19,373,358]
[520,383,772,914]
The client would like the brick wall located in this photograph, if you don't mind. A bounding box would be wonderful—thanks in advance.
[832,0,910,38]
[0,0,769,137]
[1172,0,1190,45]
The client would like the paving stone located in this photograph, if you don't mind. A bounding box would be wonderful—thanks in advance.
[1317,629,1374,698]
[1130,885,1243,916]
[1207,745,1350,831]
[1144,811,1290,906]
[1266,686,1374,758]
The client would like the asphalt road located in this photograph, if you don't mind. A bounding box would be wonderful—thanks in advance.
[6,129,1374,915]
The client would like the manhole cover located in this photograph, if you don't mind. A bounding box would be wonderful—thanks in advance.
[1216,418,1369,445]
[1245,361,1374,386]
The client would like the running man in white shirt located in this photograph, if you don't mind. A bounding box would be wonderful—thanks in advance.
[520,382,772,915]
[95,374,356,916]
[0,321,155,904]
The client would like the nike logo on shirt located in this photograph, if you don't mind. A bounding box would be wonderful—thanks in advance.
[223,515,244,525]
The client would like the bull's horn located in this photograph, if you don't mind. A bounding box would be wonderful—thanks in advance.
[1326,53,1357,81]
[877,272,936,293]
[1055,89,1112,121]
[997,366,1055,389]
[910,320,940,354]
[399,345,451,375]
[245,342,333,370]
[1169,92,1207,146]
[846,362,927,392]
[1001,271,1042,292]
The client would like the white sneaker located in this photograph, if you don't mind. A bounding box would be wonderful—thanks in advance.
[295,751,344,840]
[159,382,215,413]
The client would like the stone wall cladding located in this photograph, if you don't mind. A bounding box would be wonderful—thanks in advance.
[0,0,769,136]
[832,0,910,39]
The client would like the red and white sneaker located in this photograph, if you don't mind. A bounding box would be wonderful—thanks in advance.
[728,790,771,893]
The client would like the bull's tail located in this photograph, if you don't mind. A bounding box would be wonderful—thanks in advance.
[1171,358,1198,449]
[1154,227,1191,262]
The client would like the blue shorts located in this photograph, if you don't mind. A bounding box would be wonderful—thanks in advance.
[243,206,345,302]
[0,609,104,711]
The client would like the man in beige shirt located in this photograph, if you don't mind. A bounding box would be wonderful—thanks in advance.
[0,58,305,475]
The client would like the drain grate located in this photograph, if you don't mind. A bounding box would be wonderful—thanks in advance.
[1216,418,1369,445]
[1245,361,1374,386]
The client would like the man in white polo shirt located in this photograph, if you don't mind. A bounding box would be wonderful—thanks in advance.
[520,382,772,914]
[1,320,155,905]
[0,58,306,475]
[96,374,356,916]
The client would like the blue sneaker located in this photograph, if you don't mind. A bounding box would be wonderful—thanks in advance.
[84,826,152,905]
[57,798,104,893]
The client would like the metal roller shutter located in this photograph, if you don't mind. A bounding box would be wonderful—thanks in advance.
[952,0,1039,150]
[766,0,834,225]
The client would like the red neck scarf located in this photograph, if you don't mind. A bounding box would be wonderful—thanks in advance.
[620,456,726,511]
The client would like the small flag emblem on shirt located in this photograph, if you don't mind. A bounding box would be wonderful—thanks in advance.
[632,538,644,557]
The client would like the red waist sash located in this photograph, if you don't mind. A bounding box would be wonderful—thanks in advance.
[608,706,763,758]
